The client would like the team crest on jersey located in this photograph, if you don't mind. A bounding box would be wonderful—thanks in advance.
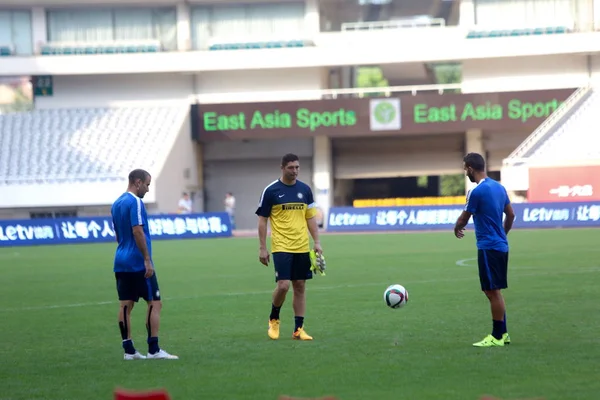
[297,193,304,199]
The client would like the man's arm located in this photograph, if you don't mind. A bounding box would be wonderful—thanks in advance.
[307,216,321,254]
[256,188,273,266]
[258,216,269,252]
[503,203,515,235]
[129,200,154,277]
[305,187,322,254]
[454,210,472,239]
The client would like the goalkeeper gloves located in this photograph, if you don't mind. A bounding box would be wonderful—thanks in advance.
[309,250,326,276]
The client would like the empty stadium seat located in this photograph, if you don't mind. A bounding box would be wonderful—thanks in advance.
[525,90,600,161]
[0,105,187,185]
[0,45,13,56]
[207,38,311,51]
[40,40,161,56]
[466,26,569,39]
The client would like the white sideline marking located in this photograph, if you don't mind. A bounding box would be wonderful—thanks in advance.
[2,266,599,313]
[456,257,477,267]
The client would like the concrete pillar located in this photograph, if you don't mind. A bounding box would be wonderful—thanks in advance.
[305,0,320,34]
[176,2,191,51]
[313,136,333,229]
[31,7,47,54]
[465,129,484,193]
[459,0,476,27]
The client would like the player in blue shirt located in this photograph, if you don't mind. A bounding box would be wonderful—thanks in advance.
[111,169,178,360]
[453,153,515,347]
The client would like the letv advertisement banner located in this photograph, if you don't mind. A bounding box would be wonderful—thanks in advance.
[194,89,575,140]
[327,201,600,232]
[0,212,232,247]
[528,165,600,202]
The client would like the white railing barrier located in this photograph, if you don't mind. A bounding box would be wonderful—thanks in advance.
[192,83,463,104]
[503,85,593,164]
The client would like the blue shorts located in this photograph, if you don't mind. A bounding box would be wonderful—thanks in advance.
[478,249,509,291]
[272,252,312,282]
[115,271,161,302]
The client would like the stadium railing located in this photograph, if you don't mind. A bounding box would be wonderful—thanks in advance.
[192,83,464,103]
[502,84,592,167]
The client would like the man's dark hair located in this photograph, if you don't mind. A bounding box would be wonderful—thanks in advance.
[281,153,299,167]
[128,169,150,184]
[463,153,486,172]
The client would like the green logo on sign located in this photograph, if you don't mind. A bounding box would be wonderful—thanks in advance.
[373,101,397,124]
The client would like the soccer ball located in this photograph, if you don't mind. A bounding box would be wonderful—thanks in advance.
[384,284,408,309]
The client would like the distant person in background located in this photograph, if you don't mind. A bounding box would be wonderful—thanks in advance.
[177,192,192,214]
[224,192,236,229]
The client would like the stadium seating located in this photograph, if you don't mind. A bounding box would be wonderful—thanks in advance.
[0,45,13,56]
[0,105,187,185]
[40,40,161,56]
[207,38,312,51]
[524,89,600,161]
[466,26,570,39]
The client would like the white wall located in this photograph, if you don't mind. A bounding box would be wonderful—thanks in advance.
[195,67,328,103]
[462,55,590,93]
[35,73,194,109]
[154,113,200,214]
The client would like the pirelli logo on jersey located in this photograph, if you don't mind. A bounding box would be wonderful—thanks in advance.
[281,203,305,211]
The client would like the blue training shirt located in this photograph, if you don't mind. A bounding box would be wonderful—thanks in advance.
[465,178,510,252]
[111,192,152,273]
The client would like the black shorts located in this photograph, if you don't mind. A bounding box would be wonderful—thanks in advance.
[272,252,312,282]
[115,271,161,302]
[478,249,509,291]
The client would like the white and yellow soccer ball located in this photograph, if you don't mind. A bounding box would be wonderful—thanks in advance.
[384,284,408,309]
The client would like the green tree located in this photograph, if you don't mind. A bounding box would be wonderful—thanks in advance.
[355,67,389,97]
[439,174,465,196]
[431,63,462,93]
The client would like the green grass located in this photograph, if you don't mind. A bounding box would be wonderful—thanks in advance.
[1,229,600,400]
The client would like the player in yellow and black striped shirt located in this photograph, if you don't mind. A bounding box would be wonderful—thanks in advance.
[256,153,323,341]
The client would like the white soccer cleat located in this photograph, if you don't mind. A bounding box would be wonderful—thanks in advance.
[147,349,179,360]
[124,351,147,360]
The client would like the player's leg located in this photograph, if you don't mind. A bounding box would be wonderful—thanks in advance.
[115,272,145,360]
[268,253,292,340]
[291,253,313,341]
[473,250,506,347]
[140,273,178,359]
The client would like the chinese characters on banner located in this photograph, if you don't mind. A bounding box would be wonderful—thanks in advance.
[0,213,232,247]
[528,165,600,202]
[327,201,600,232]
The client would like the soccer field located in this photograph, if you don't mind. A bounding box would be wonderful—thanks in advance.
[1,228,599,400]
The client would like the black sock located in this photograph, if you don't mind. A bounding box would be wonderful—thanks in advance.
[148,336,160,355]
[294,316,304,332]
[270,304,281,320]
[122,339,136,355]
[502,312,507,334]
[492,320,504,340]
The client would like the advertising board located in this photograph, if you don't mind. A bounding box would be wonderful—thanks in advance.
[327,201,600,232]
[0,212,232,247]
[194,89,575,141]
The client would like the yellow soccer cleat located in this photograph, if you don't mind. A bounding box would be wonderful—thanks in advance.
[473,334,504,347]
[292,327,313,341]
[502,333,511,345]
[268,319,280,340]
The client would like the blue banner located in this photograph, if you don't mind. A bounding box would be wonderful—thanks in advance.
[327,201,600,232]
[0,212,232,247]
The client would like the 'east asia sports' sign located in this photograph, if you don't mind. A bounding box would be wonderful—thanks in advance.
[193,89,574,141]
